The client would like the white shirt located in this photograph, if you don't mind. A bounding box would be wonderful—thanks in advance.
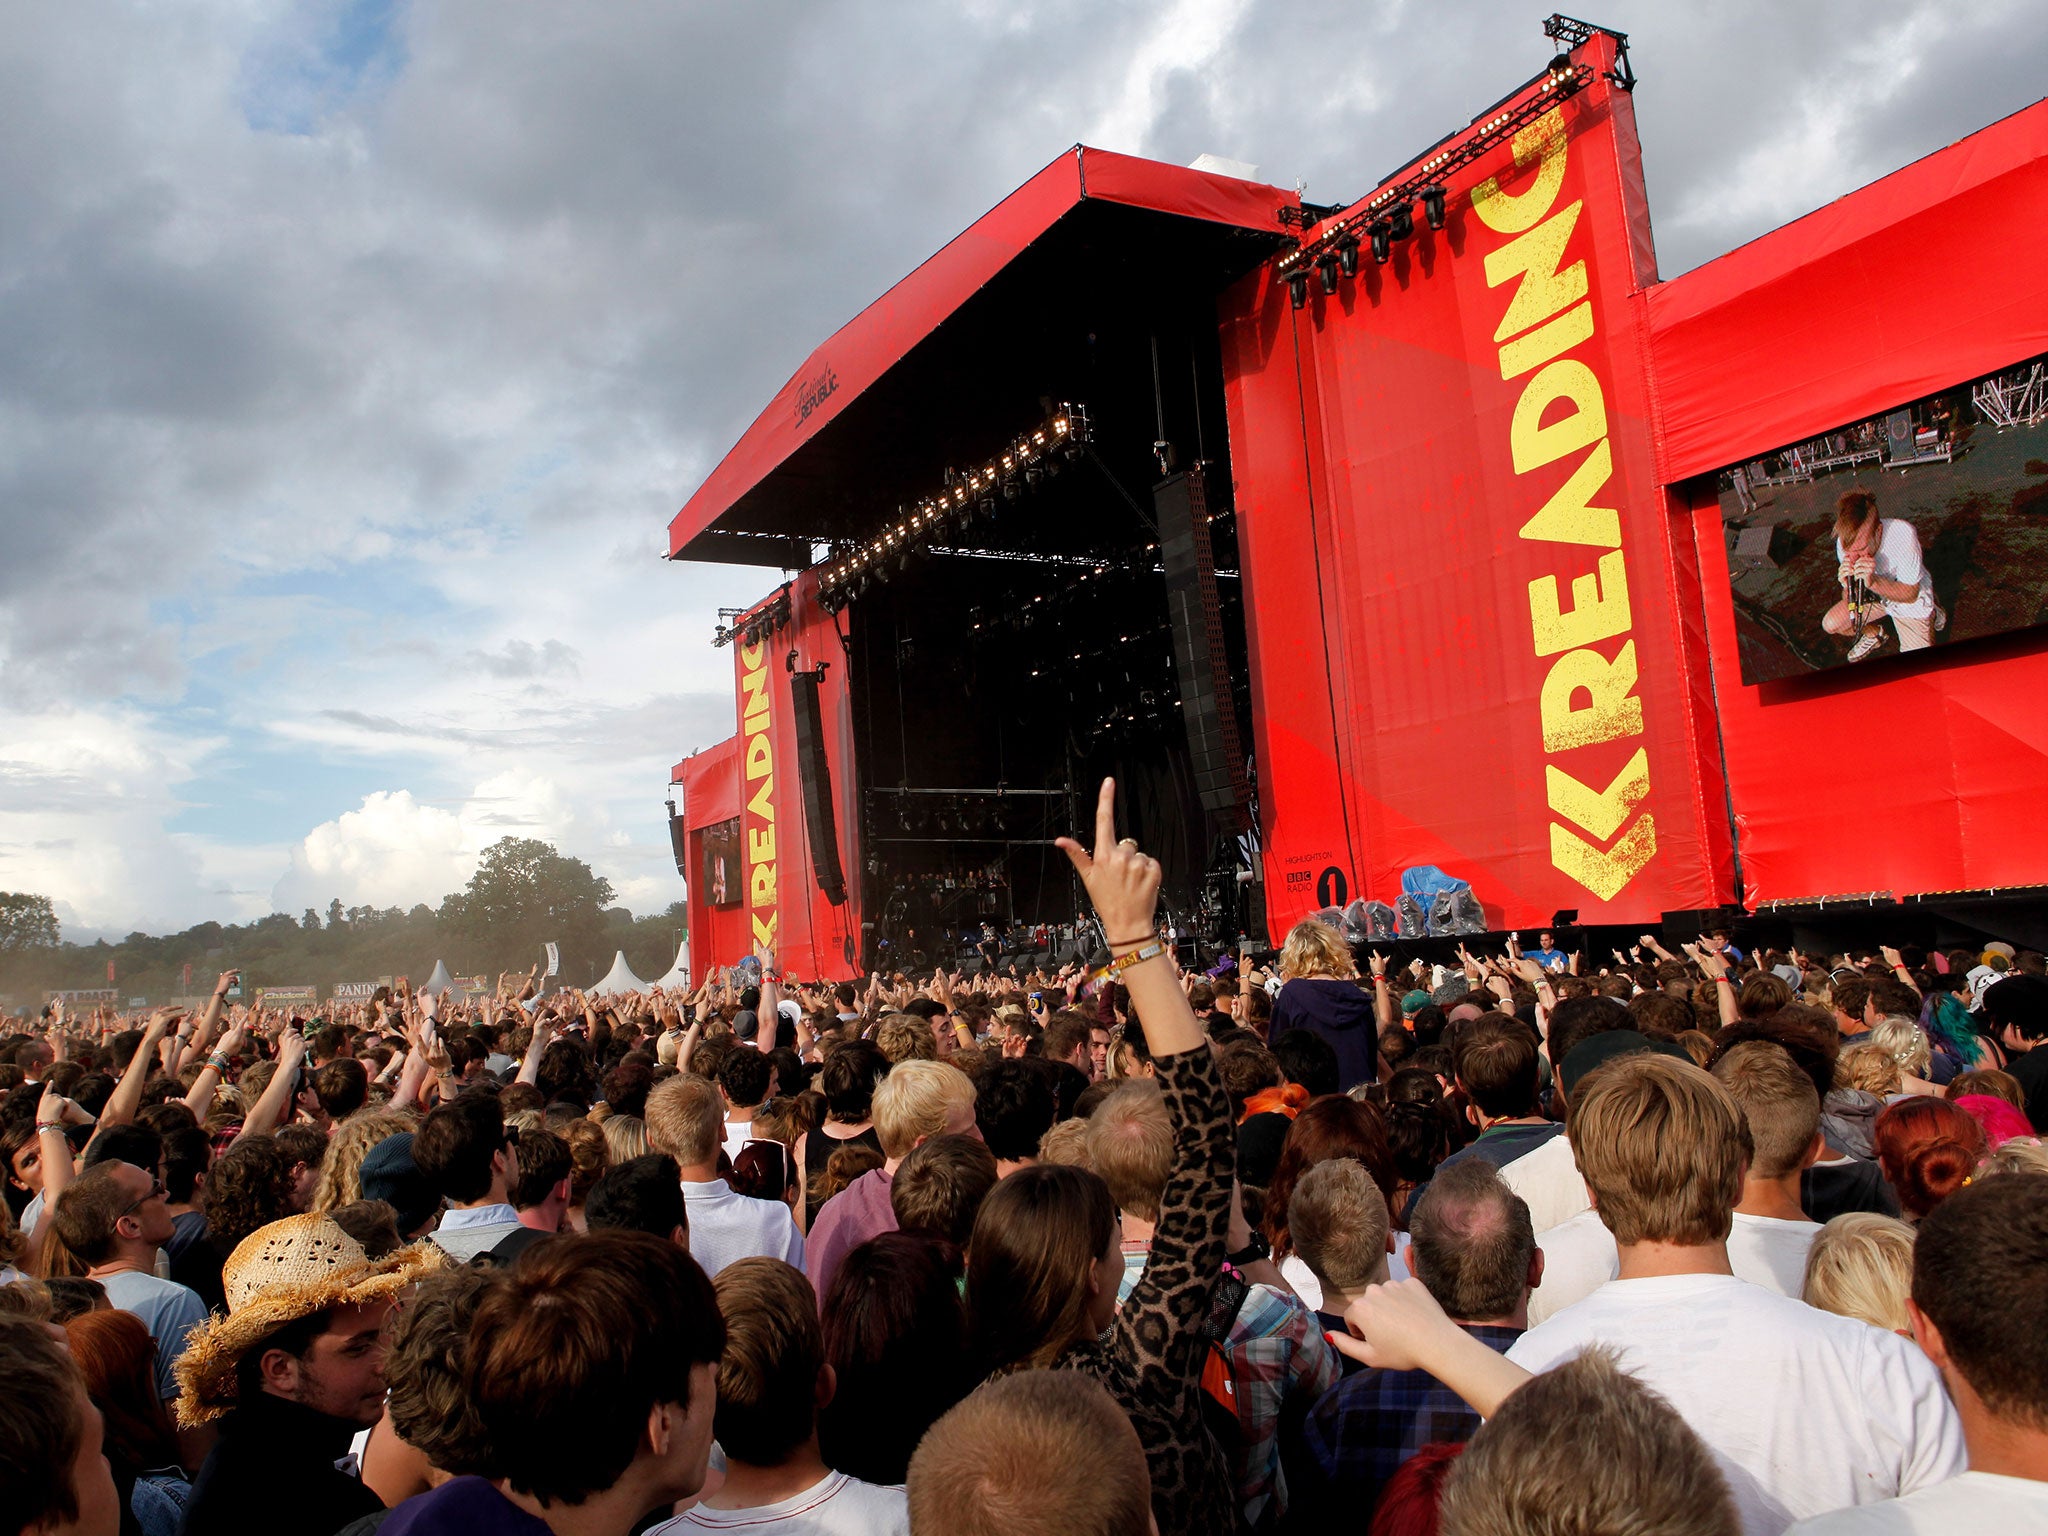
[1281,1237,1410,1312]
[1529,1207,1617,1326]
[649,1470,908,1535]
[682,1178,806,1278]
[1508,1273,1965,1536]
[432,1202,523,1261]
[1836,518,1930,619]
[1498,1132,1591,1234]
[1728,1212,1821,1298]
[1784,1471,2048,1534]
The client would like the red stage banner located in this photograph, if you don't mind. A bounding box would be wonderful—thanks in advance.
[1647,99,2048,905]
[683,572,864,980]
[1222,34,1731,934]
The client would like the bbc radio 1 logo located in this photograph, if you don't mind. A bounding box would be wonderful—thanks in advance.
[1286,865,1351,908]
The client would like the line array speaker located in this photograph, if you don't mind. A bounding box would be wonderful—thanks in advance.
[790,671,848,905]
[1155,469,1251,830]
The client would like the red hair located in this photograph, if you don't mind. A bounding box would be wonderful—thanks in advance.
[1874,1097,1986,1219]
[64,1308,179,1472]
[1262,1095,1393,1258]
[1371,1442,1464,1536]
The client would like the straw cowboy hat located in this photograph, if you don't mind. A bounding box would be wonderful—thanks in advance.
[174,1211,440,1427]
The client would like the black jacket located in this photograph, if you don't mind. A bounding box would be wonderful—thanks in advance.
[1268,977,1378,1092]
[180,1395,383,1536]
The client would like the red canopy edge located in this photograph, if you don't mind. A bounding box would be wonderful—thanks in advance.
[666,147,1297,558]
[1646,97,2048,485]
[677,736,742,826]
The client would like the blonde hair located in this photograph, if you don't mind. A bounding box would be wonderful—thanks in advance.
[1279,919,1357,982]
[644,1075,724,1167]
[1085,1082,1171,1222]
[1289,1159,1391,1296]
[1570,1056,1744,1247]
[1835,1043,1902,1097]
[908,1371,1151,1536]
[876,1014,938,1065]
[311,1109,416,1212]
[1709,1042,1820,1180]
[1802,1213,1916,1333]
[1868,1016,1931,1079]
[1034,1119,1092,1169]
[1439,1347,1737,1536]
[871,1061,976,1160]
[600,1114,649,1163]
[1976,1137,2048,1180]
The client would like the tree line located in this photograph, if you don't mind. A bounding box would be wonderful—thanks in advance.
[0,837,686,1007]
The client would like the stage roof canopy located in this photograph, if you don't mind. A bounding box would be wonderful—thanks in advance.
[667,146,1297,565]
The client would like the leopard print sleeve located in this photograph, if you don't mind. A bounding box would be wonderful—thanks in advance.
[1095,1042,1238,1536]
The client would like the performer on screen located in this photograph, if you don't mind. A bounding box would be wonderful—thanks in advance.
[1821,488,1945,663]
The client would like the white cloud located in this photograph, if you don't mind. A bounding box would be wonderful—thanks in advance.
[0,703,256,936]
[270,769,597,914]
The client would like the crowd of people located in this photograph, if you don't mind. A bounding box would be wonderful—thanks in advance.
[2,780,2045,1536]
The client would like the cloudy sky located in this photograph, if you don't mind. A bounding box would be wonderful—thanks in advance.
[3,0,2042,939]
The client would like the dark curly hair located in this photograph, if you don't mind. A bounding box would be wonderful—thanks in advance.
[201,1135,299,1255]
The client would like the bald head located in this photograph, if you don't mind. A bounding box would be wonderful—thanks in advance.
[1408,1160,1536,1323]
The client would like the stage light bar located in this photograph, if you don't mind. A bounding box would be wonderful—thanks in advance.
[1275,16,1618,296]
[814,403,1093,611]
[710,591,793,648]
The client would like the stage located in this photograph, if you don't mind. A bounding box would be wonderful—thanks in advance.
[665,19,2048,980]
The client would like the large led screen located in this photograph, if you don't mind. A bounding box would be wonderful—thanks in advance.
[702,816,742,908]
[1716,353,2048,684]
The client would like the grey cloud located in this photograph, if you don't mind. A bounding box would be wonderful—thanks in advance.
[466,639,580,679]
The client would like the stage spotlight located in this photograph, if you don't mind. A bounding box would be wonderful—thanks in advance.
[1001,478,1022,501]
[1421,185,1447,230]
[1369,220,1392,264]
[1316,252,1339,295]
[1548,51,1573,82]
[1287,272,1309,310]
[1025,465,1043,489]
[1388,203,1414,242]
[1338,237,1360,277]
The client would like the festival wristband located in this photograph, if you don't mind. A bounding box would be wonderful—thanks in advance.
[207,1053,232,1072]
[1106,933,1158,948]
[1104,941,1168,978]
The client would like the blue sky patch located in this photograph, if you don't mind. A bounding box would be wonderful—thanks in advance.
[238,0,408,136]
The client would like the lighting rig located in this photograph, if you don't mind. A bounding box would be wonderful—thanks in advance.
[814,403,1093,614]
[1278,16,1634,310]
[710,588,793,649]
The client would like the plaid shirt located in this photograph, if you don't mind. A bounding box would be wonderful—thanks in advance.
[1118,1251,1338,1530]
[1297,1323,1524,1520]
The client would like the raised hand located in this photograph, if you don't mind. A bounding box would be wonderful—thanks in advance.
[1055,779,1162,946]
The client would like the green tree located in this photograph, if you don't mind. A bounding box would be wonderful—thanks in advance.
[0,893,61,952]
[301,908,321,930]
[440,837,614,977]
[327,898,346,930]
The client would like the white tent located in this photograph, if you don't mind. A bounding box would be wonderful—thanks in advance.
[420,959,457,997]
[651,937,690,991]
[589,950,650,996]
